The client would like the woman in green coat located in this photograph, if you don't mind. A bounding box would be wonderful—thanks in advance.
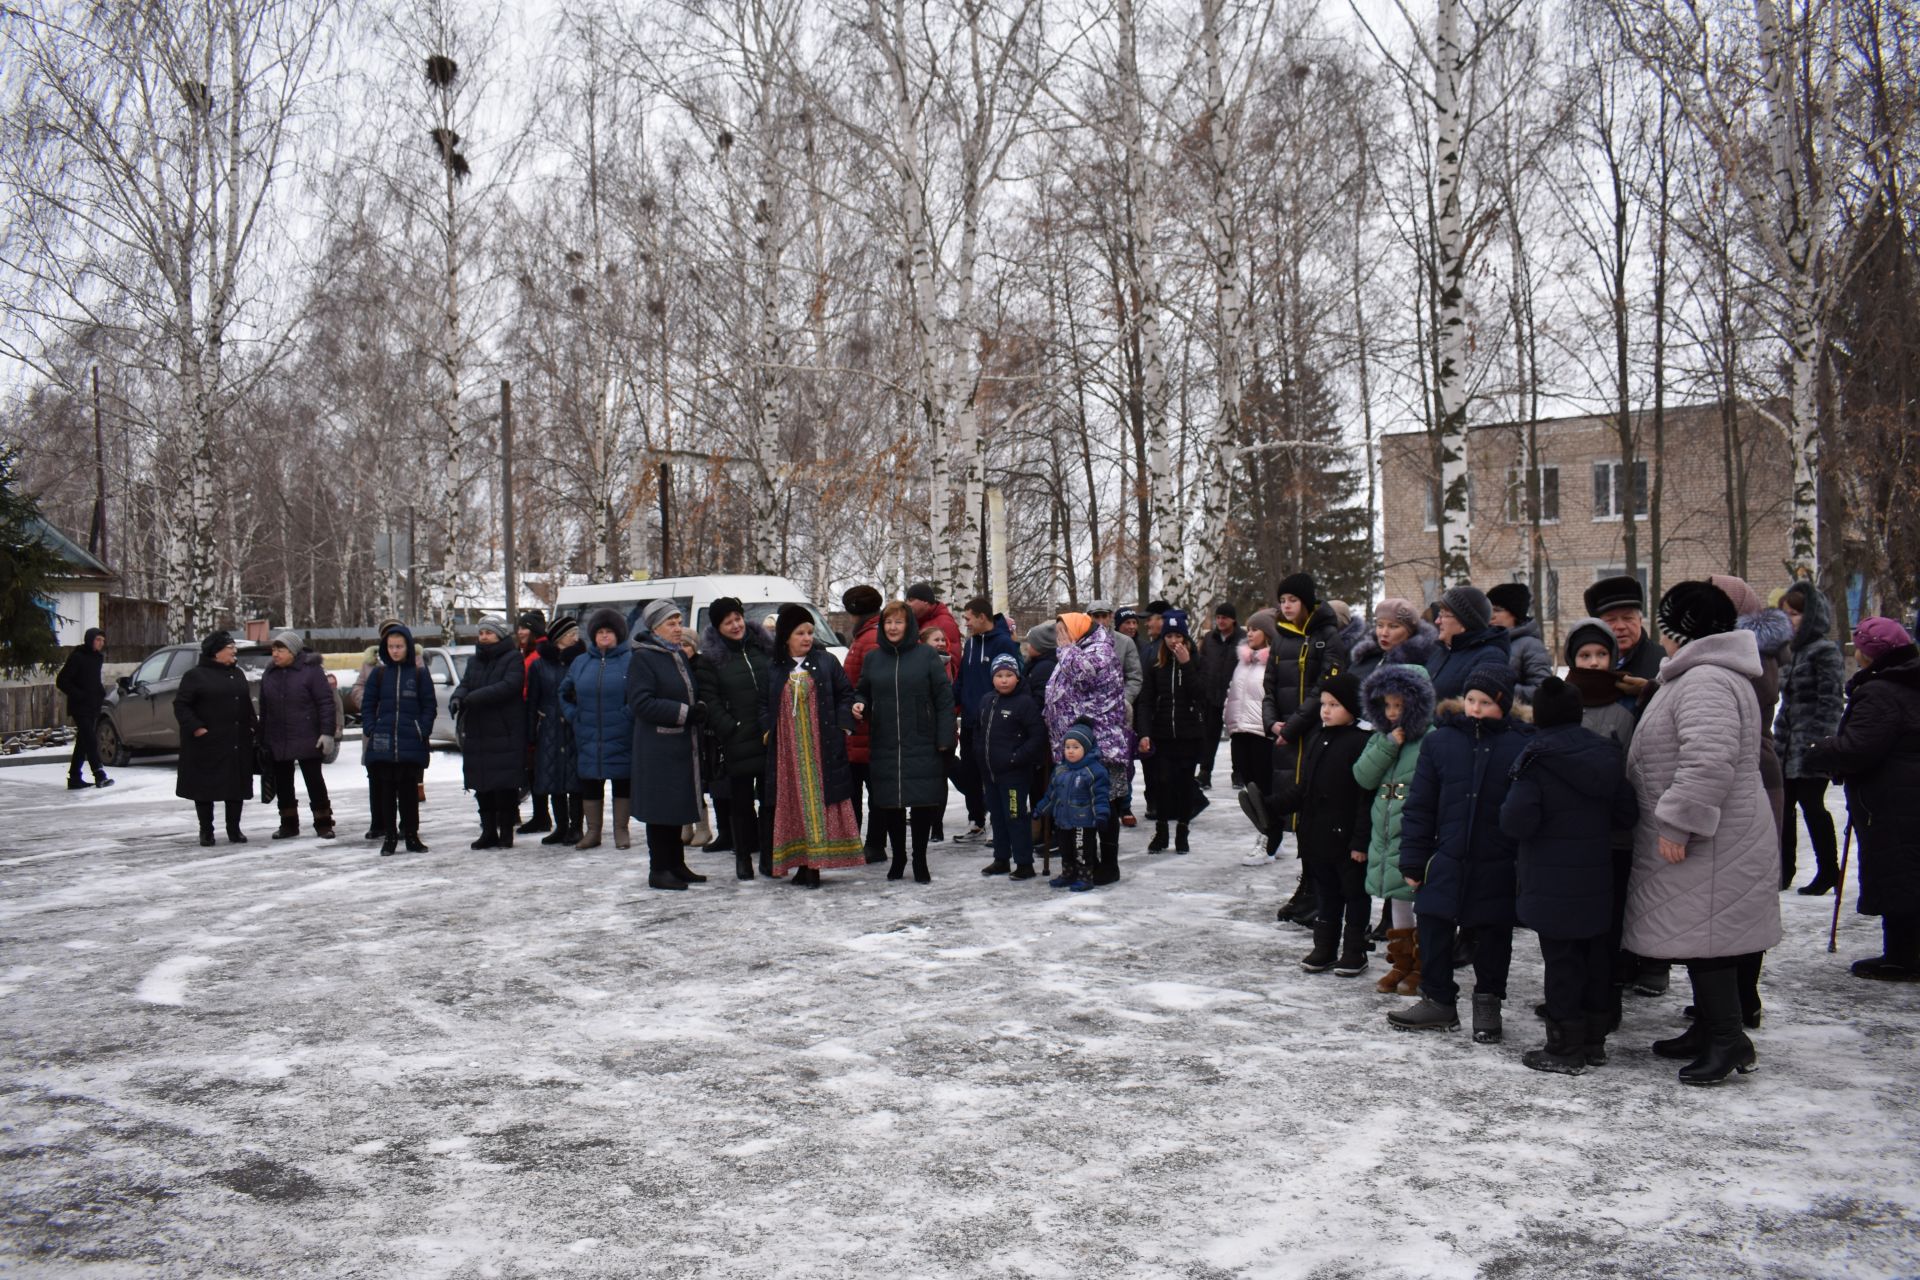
[852,600,956,883]
[1354,663,1436,995]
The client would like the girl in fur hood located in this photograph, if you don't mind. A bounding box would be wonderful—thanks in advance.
[1355,662,1437,995]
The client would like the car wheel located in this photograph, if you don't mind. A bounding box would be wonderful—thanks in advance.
[97,716,131,768]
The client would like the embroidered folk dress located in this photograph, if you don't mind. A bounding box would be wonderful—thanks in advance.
[769,667,865,876]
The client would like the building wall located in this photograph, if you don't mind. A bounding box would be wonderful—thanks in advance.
[50,589,101,647]
[1380,401,1793,654]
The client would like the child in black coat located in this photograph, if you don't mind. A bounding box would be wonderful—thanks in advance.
[1265,673,1376,975]
[1499,677,1640,1074]
[976,655,1050,879]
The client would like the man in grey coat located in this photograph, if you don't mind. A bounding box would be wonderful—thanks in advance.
[1624,581,1781,1087]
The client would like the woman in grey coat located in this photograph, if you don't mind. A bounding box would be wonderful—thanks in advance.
[1774,579,1846,895]
[627,599,709,892]
[1624,582,1782,1086]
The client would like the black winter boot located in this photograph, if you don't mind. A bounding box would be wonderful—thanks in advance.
[196,802,217,848]
[272,806,300,839]
[381,835,400,856]
[1584,1012,1611,1066]
[1471,994,1503,1044]
[646,845,688,891]
[1148,821,1170,853]
[312,807,336,840]
[225,804,248,844]
[1333,926,1370,977]
[1275,872,1317,927]
[1522,1020,1589,1075]
[1174,823,1190,854]
[1301,920,1339,973]
[704,801,734,853]
[1651,1022,1707,1060]
[911,850,932,884]
[494,794,515,848]
[517,793,552,835]
[542,794,577,845]
[735,852,756,881]
[1633,960,1670,997]
[887,850,907,881]
[1677,964,1757,1085]
[470,798,501,850]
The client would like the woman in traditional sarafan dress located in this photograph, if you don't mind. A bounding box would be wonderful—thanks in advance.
[761,604,865,887]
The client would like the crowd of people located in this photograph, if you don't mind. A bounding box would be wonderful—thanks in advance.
[49,570,1920,1087]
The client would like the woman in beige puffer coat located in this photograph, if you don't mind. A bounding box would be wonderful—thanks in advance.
[1624,581,1782,1087]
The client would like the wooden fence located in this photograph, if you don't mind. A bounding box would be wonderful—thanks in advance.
[0,684,63,736]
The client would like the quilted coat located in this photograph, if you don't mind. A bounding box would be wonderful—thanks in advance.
[855,616,956,808]
[526,636,584,796]
[1624,630,1783,961]
[1505,618,1553,705]
[1355,663,1437,904]
[1045,624,1131,766]
[360,627,436,767]
[450,635,527,792]
[626,627,703,826]
[562,609,635,782]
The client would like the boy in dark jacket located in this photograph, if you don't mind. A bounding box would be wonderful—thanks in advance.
[977,655,1049,879]
[55,627,112,790]
[1036,723,1112,892]
[1265,672,1376,975]
[1500,678,1640,1073]
[1389,663,1532,1042]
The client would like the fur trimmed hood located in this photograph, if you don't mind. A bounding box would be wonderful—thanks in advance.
[700,615,772,666]
[1433,696,1534,727]
[1361,662,1437,739]
[1741,606,1794,660]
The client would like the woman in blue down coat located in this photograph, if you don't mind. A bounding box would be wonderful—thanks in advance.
[562,607,634,851]
[359,625,436,856]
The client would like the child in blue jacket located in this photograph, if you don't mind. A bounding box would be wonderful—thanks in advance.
[1036,723,1112,892]
[975,655,1049,879]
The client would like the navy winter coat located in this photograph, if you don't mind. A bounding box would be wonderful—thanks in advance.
[562,609,635,782]
[763,644,857,808]
[973,687,1048,781]
[1500,723,1640,939]
[450,635,526,792]
[360,627,436,767]
[55,629,107,721]
[1425,627,1515,702]
[1036,749,1112,829]
[854,624,954,808]
[1399,709,1533,926]
[1025,652,1058,706]
[527,637,584,795]
[955,615,1022,718]
[259,649,337,763]
[626,629,703,826]
[1805,645,1920,918]
[1267,721,1375,869]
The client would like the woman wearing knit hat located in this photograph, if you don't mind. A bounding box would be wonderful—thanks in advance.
[1623,581,1780,1084]
[1138,609,1207,853]
[1486,583,1552,704]
[563,609,636,850]
[174,630,259,847]
[1774,578,1847,895]
[1806,618,1920,981]
[449,616,528,850]
[527,615,585,846]
[1424,584,1514,703]
[627,600,710,891]
[1265,573,1353,923]
[1387,661,1531,1042]
[761,604,864,886]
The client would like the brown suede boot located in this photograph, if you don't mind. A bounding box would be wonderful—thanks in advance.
[1377,927,1417,994]
[576,797,604,850]
[1395,932,1423,997]
[612,797,632,849]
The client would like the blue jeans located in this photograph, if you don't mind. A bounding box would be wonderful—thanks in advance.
[985,776,1033,866]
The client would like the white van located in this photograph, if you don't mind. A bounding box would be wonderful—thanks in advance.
[550,575,846,657]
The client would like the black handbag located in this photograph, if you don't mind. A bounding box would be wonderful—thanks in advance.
[257,741,276,804]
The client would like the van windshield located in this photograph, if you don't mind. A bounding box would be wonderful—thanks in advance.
[699,602,840,647]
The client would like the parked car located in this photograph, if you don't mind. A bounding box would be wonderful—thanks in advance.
[550,575,844,657]
[421,644,473,748]
[96,641,346,766]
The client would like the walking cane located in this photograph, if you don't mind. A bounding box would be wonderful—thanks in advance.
[1828,819,1854,954]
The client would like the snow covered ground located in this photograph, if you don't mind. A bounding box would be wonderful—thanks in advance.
[1,749,1916,1279]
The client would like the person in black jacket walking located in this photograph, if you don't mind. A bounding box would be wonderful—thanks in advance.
[174,631,258,846]
[1264,673,1375,976]
[1195,602,1244,790]
[55,627,112,790]
[450,615,527,850]
[974,655,1049,879]
[1138,609,1208,853]
[1501,677,1641,1073]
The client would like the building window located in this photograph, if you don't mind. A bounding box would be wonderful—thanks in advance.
[1592,460,1649,520]
[1423,475,1473,531]
[1506,466,1560,525]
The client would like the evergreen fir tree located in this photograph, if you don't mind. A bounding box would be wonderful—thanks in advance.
[0,445,67,675]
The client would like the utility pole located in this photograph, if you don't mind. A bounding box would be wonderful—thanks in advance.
[407,506,418,625]
[90,367,108,566]
[501,379,515,624]
[659,462,672,577]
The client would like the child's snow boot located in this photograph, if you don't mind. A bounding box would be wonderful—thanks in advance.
[1148,821,1170,853]
[1333,926,1370,977]
[1471,994,1503,1044]
[1301,920,1339,973]
[1377,927,1416,993]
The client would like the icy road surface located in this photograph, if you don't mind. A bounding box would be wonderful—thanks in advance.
[1,749,1915,1279]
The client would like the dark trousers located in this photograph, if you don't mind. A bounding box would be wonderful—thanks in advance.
[956,728,987,825]
[985,776,1033,866]
[270,757,331,812]
[585,776,632,801]
[1782,776,1838,884]
[850,761,870,831]
[1307,856,1370,935]
[1231,732,1282,853]
[368,761,422,836]
[69,716,104,780]
[1417,915,1514,1005]
[877,806,939,858]
[1150,740,1200,823]
[194,798,244,833]
[1540,933,1613,1024]
[1054,826,1098,878]
[1197,706,1224,780]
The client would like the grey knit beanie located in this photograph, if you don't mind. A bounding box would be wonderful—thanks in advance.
[1438,585,1493,635]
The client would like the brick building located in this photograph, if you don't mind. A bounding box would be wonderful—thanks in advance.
[1379,400,1793,655]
